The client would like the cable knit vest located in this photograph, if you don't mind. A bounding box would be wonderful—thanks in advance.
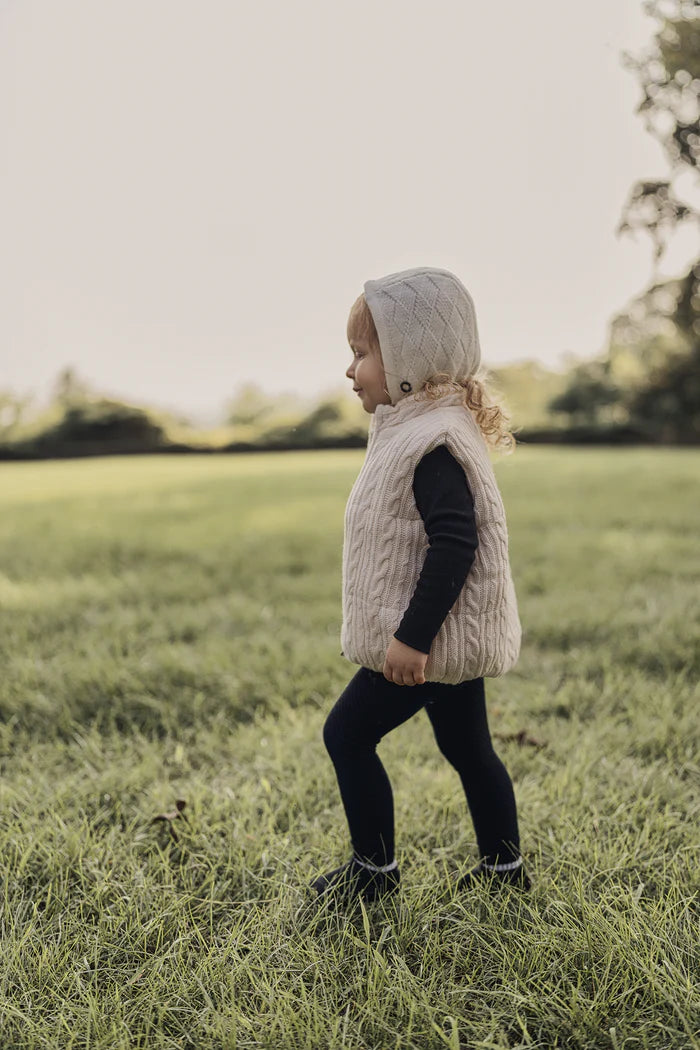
[340,391,522,683]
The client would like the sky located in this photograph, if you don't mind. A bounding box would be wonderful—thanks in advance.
[2,0,699,422]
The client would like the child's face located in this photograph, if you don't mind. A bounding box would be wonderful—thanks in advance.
[346,337,392,413]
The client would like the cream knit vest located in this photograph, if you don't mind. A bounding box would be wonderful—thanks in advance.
[340,392,522,683]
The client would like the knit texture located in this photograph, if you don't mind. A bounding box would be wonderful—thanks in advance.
[363,267,481,406]
[340,392,521,683]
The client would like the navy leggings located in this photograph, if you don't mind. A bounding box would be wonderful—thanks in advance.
[323,666,522,869]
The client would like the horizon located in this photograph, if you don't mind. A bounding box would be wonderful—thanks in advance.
[18,352,581,427]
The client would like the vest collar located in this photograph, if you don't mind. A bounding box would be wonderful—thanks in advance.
[369,390,465,437]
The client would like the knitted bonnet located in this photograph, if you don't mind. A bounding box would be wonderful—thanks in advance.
[363,266,482,405]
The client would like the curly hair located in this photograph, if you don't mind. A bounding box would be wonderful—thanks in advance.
[347,292,519,454]
[415,371,519,454]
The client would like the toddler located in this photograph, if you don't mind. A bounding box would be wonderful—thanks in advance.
[309,266,531,904]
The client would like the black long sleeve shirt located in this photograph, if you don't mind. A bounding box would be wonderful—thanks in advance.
[392,444,478,655]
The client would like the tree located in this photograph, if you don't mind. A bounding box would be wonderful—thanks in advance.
[51,366,93,406]
[0,390,32,433]
[551,2,700,441]
[225,382,275,426]
[548,359,623,426]
[224,382,309,427]
[615,0,700,441]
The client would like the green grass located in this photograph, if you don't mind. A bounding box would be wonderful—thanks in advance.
[0,447,698,1050]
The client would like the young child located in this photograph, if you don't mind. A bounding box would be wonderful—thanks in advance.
[309,266,531,904]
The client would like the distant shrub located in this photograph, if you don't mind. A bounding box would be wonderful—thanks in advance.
[15,399,168,457]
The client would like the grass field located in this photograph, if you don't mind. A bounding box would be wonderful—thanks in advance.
[1,447,698,1050]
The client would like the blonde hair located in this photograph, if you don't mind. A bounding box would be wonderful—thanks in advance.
[347,292,518,454]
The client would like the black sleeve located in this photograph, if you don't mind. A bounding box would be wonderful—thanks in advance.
[393,444,478,655]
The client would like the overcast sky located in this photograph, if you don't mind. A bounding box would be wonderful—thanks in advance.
[2,0,698,421]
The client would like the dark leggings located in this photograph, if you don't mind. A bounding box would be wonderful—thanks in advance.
[323,666,522,869]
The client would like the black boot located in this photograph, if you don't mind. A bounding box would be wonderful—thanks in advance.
[455,856,531,893]
[309,855,401,903]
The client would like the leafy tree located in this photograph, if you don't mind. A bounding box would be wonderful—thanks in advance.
[34,399,166,454]
[548,359,623,426]
[224,382,310,427]
[551,1,700,441]
[616,0,700,440]
[0,390,32,433]
[225,382,277,426]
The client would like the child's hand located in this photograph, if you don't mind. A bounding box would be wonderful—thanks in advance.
[383,636,428,686]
